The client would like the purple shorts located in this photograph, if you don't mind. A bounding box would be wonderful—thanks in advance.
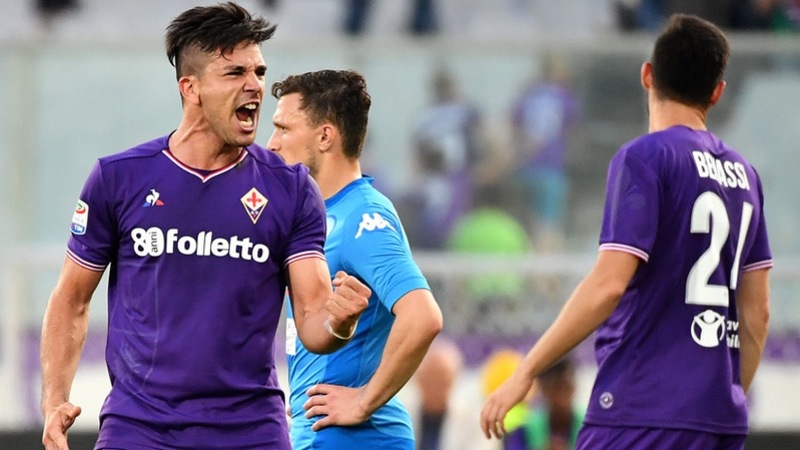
[577,424,746,450]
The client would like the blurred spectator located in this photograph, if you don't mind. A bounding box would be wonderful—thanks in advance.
[771,0,800,30]
[260,0,279,9]
[401,69,484,249]
[446,204,530,304]
[503,357,584,450]
[414,336,464,450]
[509,54,580,253]
[446,183,532,337]
[34,0,80,29]
[344,0,439,35]
[615,0,778,30]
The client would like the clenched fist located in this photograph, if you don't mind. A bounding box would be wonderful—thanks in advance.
[325,271,371,339]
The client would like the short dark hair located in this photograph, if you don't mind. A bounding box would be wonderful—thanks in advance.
[271,70,372,159]
[165,2,277,80]
[651,14,729,109]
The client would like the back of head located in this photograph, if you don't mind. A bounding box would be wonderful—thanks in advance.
[271,70,372,159]
[651,14,729,109]
[165,2,277,80]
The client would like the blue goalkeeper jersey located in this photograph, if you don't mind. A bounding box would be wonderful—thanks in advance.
[285,176,430,450]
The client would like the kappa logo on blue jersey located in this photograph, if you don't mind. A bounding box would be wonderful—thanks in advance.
[142,189,165,207]
[355,212,395,239]
[70,200,89,235]
[241,187,268,224]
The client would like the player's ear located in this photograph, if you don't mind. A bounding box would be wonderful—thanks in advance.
[640,62,653,91]
[178,75,200,106]
[318,123,337,153]
[708,80,726,107]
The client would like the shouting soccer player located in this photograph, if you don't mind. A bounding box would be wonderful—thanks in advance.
[40,4,370,450]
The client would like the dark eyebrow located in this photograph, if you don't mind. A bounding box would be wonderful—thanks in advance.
[221,64,267,73]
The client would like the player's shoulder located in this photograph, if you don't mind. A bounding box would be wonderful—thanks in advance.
[98,135,170,166]
[342,178,397,217]
[615,126,697,164]
[335,179,401,232]
[620,129,670,154]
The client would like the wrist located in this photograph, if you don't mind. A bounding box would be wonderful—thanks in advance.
[355,387,375,420]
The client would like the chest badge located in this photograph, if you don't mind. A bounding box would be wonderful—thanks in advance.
[241,187,268,224]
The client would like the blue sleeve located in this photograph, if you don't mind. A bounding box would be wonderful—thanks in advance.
[340,206,429,312]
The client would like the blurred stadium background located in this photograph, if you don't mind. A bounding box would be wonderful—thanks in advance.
[1,0,799,448]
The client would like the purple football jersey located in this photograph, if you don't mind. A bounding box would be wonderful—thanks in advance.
[587,126,772,434]
[66,135,326,449]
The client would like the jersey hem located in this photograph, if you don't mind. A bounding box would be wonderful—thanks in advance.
[582,415,748,435]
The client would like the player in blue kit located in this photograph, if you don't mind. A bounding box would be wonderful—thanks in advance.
[39,4,371,450]
[267,70,444,450]
[481,14,771,450]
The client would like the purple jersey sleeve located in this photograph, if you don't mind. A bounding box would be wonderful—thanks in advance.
[284,169,326,266]
[598,145,661,261]
[66,160,116,271]
[742,174,772,272]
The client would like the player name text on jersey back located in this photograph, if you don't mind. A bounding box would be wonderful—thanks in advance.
[691,150,750,190]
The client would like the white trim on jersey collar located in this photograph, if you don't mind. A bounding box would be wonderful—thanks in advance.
[162,149,248,183]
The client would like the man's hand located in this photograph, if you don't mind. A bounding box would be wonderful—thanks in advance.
[480,371,533,439]
[42,402,81,450]
[303,384,370,431]
[325,271,370,339]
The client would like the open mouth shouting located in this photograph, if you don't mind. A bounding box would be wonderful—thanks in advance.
[236,101,259,131]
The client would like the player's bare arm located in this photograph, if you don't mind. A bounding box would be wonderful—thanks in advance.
[480,250,639,439]
[303,289,442,430]
[736,269,770,393]
[287,257,370,354]
[41,257,104,450]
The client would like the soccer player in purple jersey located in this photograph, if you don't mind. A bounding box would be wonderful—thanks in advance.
[481,14,771,450]
[39,4,370,450]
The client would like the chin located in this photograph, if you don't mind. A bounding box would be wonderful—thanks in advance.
[235,134,257,147]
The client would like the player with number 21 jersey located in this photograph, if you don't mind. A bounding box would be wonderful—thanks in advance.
[587,125,772,434]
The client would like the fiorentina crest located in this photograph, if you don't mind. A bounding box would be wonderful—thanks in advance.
[241,187,268,224]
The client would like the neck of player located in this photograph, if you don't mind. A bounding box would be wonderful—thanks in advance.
[317,153,362,200]
[169,122,246,170]
[648,98,709,133]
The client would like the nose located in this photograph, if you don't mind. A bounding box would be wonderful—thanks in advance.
[266,130,279,151]
[244,71,263,93]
